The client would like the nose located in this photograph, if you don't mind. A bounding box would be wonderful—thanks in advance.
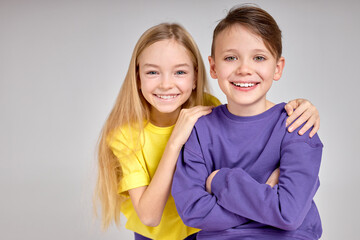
[159,74,174,89]
[236,60,252,76]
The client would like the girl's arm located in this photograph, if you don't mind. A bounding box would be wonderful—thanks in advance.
[285,99,320,137]
[128,106,212,227]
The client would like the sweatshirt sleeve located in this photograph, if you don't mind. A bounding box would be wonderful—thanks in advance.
[171,128,248,231]
[211,135,323,231]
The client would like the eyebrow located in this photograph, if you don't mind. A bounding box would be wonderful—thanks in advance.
[142,63,159,68]
[252,49,270,54]
[174,63,191,68]
[223,48,238,53]
[142,63,191,68]
[222,48,270,55]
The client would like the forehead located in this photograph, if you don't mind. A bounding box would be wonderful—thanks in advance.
[138,39,194,66]
[214,24,266,50]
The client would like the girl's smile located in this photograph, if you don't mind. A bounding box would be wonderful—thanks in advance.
[138,39,196,126]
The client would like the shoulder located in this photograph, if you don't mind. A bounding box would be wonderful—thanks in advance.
[195,104,225,127]
[108,125,137,144]
[283,123,323,149]
[189,105,227,146]
[204,93,221,107]
[107,124,142,156]
[270,103,323,148]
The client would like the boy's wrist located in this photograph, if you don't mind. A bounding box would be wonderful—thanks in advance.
[206,170,220,194]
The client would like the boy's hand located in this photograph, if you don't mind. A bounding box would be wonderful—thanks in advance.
[285,99,320,138]
[206,170,219,194]
[265,168,280,188]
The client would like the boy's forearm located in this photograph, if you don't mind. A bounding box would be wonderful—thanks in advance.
[210,142,322,230]
[172,146,249,230]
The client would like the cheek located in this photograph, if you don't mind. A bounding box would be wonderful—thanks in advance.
[215,63,231,80]
[262,62,278,78]
[257,66,275,80]
[179,76,196,92]
[140,76,153,92]
[139,75,145,88]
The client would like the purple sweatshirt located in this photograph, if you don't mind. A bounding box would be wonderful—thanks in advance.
[172,103,323,240]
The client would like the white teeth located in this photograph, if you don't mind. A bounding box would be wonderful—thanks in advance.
[232,82,255,88]
[156,94,177,99]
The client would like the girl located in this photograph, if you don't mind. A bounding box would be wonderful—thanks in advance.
[94,23,320,240]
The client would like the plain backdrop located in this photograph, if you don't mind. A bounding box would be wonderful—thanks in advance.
[1,0,359,239]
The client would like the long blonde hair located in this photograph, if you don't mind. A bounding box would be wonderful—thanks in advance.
[94,23,210,229]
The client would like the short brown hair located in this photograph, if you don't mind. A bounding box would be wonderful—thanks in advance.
[211,5,282,60]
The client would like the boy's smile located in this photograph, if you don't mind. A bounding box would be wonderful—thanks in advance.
[209,24,284,116]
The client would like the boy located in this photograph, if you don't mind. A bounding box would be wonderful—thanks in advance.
[172,5,322,240]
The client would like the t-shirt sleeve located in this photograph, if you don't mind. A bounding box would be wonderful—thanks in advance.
[211,131,323,231]
[108,129,150,194]
[204,93,221,107]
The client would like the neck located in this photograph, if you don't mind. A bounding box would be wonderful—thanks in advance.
[149,108,180,127]
[226,98,275,117]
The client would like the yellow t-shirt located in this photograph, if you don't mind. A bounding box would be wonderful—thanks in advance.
[109,94,220,240]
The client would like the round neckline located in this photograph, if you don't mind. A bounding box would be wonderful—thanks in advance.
[145,121,175,134]
[220,102,286,122]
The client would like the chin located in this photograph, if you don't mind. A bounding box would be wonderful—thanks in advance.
[155,106,181,114]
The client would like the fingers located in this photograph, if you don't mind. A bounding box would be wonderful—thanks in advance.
[285,99,310,127]
[179,106,213,123]
[296,110,320,137]
[287,106,313,133]
[284,99,303,117]
[309,118,320,138]
[295,115,315,135]
[170,106,213,146]
[284,104,294,117]
[286,100,320,137]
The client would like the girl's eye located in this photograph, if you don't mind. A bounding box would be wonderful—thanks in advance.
[225,56,238,61]
[176,70,186,75]
[254,56,266,62]
[146,71,158,75]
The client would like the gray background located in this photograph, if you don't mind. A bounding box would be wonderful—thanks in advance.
[1,0,359,239]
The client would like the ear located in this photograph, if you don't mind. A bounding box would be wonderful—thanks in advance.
[193,74,197,90]
[208,56,217,79]
[273,56,285,81]
[136,67,142,90]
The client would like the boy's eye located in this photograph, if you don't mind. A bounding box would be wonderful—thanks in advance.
[254,56,266,62]
[175,70,186,75]
[225,56,238,61]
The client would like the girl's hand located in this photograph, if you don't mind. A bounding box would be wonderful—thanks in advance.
[168,106,213,149]
[265,168,280,188]
[284,99,320,138]
[206,170,219,194]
